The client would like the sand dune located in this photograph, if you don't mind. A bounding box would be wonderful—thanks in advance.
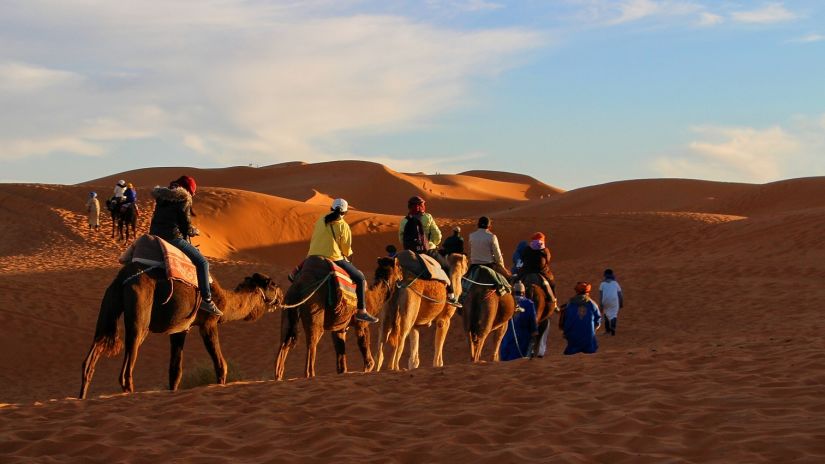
[2,164,825,462]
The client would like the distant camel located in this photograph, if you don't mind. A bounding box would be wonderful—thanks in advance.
[464,268,516,362]
[515,273,558,357]
[274,257,399,380]
[79,264,282,399]
[376,252,468,371]
[106,198,138,242]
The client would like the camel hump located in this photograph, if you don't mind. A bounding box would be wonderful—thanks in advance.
[286,255,357,311]
[468,266,512,294]
[120,234,207,289]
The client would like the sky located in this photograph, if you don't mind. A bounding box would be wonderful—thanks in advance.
[1,0,823,189]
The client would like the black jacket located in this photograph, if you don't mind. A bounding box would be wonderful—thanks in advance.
[149,187,193,241]
[442,233,464,255]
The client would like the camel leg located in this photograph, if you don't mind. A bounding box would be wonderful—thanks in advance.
[331,329,347,374]
[304,325,324,379]
[433,317,451,368]
[490,323,508,362]
[407,328,420,370]
[355,322,375,373]
[274,309,298,381]
[390,293,417,371]
[168,331,188,391]
[199,322,228,385]
[79,340,106,399]
[119,325,143,393]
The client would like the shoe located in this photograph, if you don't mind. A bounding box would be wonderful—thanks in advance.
[199,298,223,317]
[447,295,463,308]
[355,310,379,324]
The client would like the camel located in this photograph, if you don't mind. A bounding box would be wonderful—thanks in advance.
[515,273,559,357]
[106,198,138,242]
[79,264,282,399]
[463,267,516,363]
[274,257,400,380]
[376,252,468,371]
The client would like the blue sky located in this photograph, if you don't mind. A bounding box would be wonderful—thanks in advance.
[1,0,823,189]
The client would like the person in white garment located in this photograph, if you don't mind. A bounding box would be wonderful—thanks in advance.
[599,268,623,336]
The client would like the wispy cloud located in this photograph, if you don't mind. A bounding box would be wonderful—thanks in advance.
[731,2,798,24]
[697,11,724,26]
[787,33,825,44]
[653,116,825,183]
[0,1,541,164]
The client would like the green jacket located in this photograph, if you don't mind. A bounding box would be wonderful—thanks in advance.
[398,213,442,251]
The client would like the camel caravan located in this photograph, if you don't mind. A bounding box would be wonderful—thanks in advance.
[79,177,567,399]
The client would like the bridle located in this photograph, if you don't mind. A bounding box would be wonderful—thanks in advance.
[255,286,281,311]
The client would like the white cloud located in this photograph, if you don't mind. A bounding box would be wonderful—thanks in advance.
[426,0,504,13]
[787,33,825,44]
[654,118,825,183]
[0,62,82,93]
[731,2,798,24]
[568,0,706,25]
[0,1,541,163]
[697,12,724,26]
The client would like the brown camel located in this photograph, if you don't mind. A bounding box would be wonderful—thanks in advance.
[274,257,399,380]
[376,252,468,371]
[79,264,282,399]
[516,273,559,357]
[464,267,516,363]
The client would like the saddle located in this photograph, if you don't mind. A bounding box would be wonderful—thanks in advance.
[288,256,358,309]
[395,250,450,285]
[119,235,209,289]
[463,265,511,296]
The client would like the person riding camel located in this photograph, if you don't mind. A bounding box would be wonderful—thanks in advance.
[149,175,223,317]
[468,216,510,279]
[122,182,138,213]
[518,232,557,306]
[441,226,464,256]
[112,179,127,208]
[399,196,461,306]
[308,198,379,323]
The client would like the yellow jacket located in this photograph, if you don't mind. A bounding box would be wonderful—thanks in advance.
[398,213,442,250]
[307,215,352,262]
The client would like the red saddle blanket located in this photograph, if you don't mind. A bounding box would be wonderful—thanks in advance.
[288,256,357,308]
[119,235,208,289]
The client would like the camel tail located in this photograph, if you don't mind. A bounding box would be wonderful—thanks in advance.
[94,280,124,357]
[385,289,402,348]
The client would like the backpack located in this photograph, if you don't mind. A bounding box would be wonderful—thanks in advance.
[402,214,427,253]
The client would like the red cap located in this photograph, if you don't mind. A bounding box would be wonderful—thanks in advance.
[173,175,197,196]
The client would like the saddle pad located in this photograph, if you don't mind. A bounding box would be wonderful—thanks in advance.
[395,250,450,285]
[330,262,358,303]
[127,234,208,289]
[293,256,357,309]
[465,265,512,295]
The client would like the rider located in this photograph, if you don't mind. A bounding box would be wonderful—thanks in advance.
[399,196,460,306]
[112,179,127,207]
[468,216,510,278]
[122,182,138,212]
[307,198,379,323]
[518,231,556,304]
[149,175,223,317]
[441,226,464,256]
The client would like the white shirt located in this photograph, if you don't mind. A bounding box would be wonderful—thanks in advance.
[469,228,504,266]
[113,184,126,198]
[599,280,622,318]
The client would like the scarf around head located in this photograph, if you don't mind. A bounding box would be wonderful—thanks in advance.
[529,239,545,250]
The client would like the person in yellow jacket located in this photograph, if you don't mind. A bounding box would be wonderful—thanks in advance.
[307,198,379,323]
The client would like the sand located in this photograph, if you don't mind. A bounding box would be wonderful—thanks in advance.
[1,165,824,462]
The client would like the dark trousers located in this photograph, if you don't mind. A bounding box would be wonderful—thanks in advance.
[335,259,366,310]
[170,237,211,300]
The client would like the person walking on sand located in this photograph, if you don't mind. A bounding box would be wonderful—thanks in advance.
[599,269,623,336]
[85,192,100,230]
[149,175,223,317]
[308,198,379,323]
[559,282,601,355]
[499,282,538,361]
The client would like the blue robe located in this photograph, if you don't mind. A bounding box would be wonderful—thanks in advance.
[500,296,538,361]
[561,296,600,355]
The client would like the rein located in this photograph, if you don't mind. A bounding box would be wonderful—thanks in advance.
[255,287,280,311]
[461,276,496,286]
[279,272,333,309]
[396,271,446,304]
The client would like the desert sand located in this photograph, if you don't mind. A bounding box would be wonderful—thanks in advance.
[1,161,824,462]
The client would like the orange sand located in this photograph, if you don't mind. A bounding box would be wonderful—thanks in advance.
[1,164,824,462]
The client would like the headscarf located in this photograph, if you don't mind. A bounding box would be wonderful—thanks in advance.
[574,281,591,295]
[89,191,97,198]
[529,232,545,250]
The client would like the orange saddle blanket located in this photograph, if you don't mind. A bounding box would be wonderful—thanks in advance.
[289,256,358,308]
[119,235,209,289]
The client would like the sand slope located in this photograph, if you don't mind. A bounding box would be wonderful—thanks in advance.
[2,167,825,462]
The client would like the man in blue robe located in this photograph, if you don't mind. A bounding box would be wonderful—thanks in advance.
[559,281,601,355]
[500,282,538,361]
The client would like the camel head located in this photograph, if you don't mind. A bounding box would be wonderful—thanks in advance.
[235,273,283,319]
[374,256,402,288]
[446,253,468,295]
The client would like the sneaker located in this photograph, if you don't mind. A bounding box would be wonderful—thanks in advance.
[447,295,463,308]
[355,310,379,324]
[199,298,223,317]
